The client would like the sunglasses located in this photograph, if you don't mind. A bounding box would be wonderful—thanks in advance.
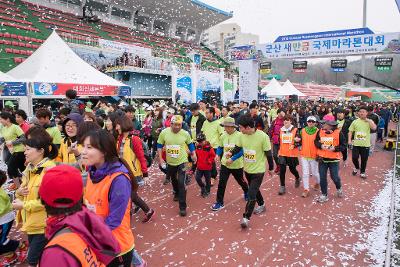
[307,120,316,123]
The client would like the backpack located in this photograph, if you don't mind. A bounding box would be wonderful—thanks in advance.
[129,134,153,168]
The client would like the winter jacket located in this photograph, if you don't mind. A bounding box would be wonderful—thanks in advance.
[16,158,56,234]
[269,117,284,145]
[87,161,131,230]
[195,142,216,171]
[39,207,120,267]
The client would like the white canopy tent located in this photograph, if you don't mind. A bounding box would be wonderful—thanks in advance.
[7,31,127,88]
[281,80,306,96]
[260,78,289,97]
[0,71,19,82]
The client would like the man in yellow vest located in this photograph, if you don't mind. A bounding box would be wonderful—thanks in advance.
[38,165,120,267]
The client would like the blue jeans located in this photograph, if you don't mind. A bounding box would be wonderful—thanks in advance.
[318,161,341,196]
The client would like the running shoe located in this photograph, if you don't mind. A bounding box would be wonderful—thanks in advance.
[142,209,155,223]
[253,204,266,215]
[301,189,310,198]
[240,217,249,229]
[317,195,329,203]
[278,186,286,195]
[336,189,343,198]
[295,178,300,188]
[360,173,367,179]
[0,252,17,267]
[133,206,141,215]
[179,209,187,217]
[211,202,224,211]
[244,192,249,201]
[352,169,358,176]
[312,183,321,191]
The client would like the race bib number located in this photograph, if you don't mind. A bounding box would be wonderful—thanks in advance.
[354,132,367,141]
[320,136,334,147]
[166,145,181,158]
[282,133,293,144]
[244,149,256,163]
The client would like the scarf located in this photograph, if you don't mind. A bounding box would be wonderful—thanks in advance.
[304,126,318,135]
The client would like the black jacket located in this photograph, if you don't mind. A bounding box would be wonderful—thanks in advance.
[186,113,206,137]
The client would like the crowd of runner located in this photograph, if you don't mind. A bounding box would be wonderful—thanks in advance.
[0,89,399,266]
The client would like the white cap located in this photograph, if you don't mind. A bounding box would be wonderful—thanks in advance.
[307,116,317,122]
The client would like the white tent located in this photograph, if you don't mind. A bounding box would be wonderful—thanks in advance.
[281,80,306,96]
[0,71,18,82]
[7,31,127,87]
[260,78,290,96]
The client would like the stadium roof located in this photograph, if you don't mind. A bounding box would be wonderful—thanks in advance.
[105,0,233,30]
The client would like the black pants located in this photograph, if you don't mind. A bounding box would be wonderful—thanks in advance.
[279,163,300,187]
[167,164,187,210]
[273,144,280,166]
[352,146,370,173]
[7,152,25,178]
[211,160,217,179]
[243,172,264,220]
[27,234,47,265]
[342,147,348,162]
[195,169,211,193]
[0,220,19,255]
[216,165,248,205]
[131,191,150,213]
[107,248,133,267]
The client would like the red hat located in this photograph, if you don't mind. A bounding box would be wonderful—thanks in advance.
[39,165,83,208]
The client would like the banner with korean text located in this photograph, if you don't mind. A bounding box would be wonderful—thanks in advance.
[257,31,400,59]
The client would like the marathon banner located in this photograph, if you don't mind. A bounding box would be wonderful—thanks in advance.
[176,74,192,103]
[98,39,152,57]
[229,45,257,61]
[239,60,258,102]
[0,82,27,96]
[257,31,400,59]
[33,82,131,96]
[195,70,222,101]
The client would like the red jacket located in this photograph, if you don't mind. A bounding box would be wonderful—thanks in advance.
[195,142,216,171]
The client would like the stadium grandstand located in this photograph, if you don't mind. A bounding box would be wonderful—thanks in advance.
[0,0,233,97]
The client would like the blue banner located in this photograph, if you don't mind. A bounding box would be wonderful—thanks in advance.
[274,28,374,42]
[118,86,132,97]
[0,82,27,96]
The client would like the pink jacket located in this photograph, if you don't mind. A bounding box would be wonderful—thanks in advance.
[269,117,284,145]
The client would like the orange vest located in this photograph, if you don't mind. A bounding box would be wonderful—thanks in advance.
[300,128,318,159]
[279,128,299,157]
[85,172,134,254]
[317,129,341,159]
[43,228,105,267]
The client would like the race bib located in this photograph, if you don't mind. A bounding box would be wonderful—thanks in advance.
[354,132,367,141]
[166,145,181,158]
[320,136,334,147]
[282,133,293,144]
[244,149,256,163]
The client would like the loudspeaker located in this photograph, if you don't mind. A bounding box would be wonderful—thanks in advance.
[289,94,298,102]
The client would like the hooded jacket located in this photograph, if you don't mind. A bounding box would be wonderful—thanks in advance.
[39,207,120,267]
[269,117,284,145]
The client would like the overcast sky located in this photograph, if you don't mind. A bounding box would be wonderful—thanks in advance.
[202,0,400,43]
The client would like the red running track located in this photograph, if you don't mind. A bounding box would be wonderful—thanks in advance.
[11,143,394,266]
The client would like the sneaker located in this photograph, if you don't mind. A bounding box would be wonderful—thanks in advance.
[253,204,266,215]
[312,183,321,191]
[295,178,300,188]
[317,194,329,203]
[142,209,155,223]
[136,177,145,187]
[274,166,280,174]
[244,192,249,201]
[360,173,367,179]
[0,253,17,266]
[133,206,141,215]
[336,189,343,198]
[173,195,179,202]
[352,169,358,176]
[240,217,249,229]
[16,241,28,263]
[301,189,310,198]
[278,186,286,195]
[163,178,171,185]
[211,202,224,211]
[179,209,187,217]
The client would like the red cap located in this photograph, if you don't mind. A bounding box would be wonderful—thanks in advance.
[39,165,83,208]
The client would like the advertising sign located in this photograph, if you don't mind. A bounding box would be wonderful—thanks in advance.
[98,39,152,57]
[229,45,257,61]
[374,57,393,67]
[176,74,192,103]
[260,62,272,69]
[331,59,347,68]
[239,60,259,102]
[196,71,221,101]
[0,82,27,96]
[33,82,131,96]
[293,61,307,69]
[257,29,400,59]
